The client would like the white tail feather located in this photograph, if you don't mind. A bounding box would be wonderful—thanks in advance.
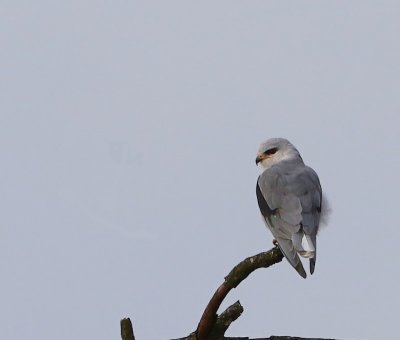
[292,233,315,258]
[299,234,315,258]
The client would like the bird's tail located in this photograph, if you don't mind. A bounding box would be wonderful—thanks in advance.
[275,237,307,278]
[292,232,315,259]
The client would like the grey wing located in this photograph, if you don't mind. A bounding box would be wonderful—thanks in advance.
[257,172,306,278]
[257,164,322,277]
[293,166,322,274]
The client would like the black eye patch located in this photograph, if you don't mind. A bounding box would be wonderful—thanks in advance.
[264,147,278,155]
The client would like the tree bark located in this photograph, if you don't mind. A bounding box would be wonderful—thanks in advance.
[120,318,135,340]
[120,247,339,340]
[196,247,284,340]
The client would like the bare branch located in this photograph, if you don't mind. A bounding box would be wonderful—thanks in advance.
[121,247,339,340]
[224,337,338,340]
[210,301,244,339]
[196,247,284,340]
[120,318,135,340]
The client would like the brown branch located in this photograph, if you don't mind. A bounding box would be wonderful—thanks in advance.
[224,337,338,340]
[121,246,339,340]
[196,247,284,340]
[249,337,338,340]
[210,301,244,338]
[173,336,337,340]
[120,318,135,340]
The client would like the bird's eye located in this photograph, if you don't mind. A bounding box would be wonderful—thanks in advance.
[264,147,278,155]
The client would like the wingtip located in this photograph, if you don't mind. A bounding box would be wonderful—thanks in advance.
[310,258,316,275]
[275,237,308,278]
[296,263,307,279]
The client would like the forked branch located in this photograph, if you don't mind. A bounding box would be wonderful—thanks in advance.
[196,247,284,340]
[120,247,338,340]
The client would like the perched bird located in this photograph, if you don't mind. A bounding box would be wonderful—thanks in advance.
[255,138,323,278]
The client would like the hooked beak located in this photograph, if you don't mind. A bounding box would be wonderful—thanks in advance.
[255,155,263,165]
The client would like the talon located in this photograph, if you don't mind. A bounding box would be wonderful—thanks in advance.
[273,239,278,247]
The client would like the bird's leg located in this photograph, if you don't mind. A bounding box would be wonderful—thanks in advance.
[272,239,278,247]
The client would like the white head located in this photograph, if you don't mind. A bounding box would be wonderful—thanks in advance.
[255,138,303,169]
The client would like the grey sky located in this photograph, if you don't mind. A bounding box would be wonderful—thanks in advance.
[1,2,399,340]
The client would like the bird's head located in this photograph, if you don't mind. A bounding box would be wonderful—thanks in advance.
[256,138,302,169]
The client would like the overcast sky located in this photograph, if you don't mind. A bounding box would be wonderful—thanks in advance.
[1,2,400,340]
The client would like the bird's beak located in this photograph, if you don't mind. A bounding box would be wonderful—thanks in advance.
[255,155,262,165]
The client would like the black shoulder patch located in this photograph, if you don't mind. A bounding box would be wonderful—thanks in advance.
[256,179,276,218]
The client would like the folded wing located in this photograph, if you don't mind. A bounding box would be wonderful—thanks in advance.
[256,161,322,278]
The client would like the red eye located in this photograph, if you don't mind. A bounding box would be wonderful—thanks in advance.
[264,147,278,155]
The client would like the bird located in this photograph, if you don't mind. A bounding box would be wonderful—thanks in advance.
[255,138,323,278]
